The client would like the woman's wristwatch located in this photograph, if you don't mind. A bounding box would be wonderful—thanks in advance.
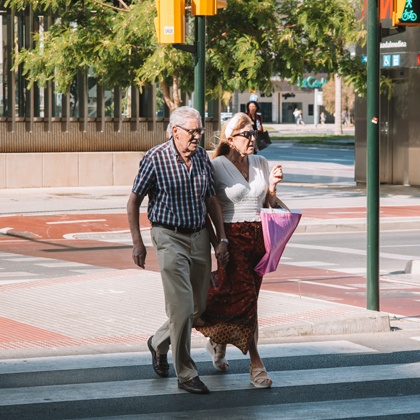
[219,238,229,245]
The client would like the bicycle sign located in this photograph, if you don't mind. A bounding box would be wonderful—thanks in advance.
[395,0,420,25]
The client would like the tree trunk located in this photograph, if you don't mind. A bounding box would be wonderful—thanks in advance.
[334,74,343,135]
[160,80,177,112]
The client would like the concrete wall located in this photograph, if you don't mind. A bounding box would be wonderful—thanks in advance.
[0,152,144,189]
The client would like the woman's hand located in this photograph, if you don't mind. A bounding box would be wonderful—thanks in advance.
[269,164,284,188]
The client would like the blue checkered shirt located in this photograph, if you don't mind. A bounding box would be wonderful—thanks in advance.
[132,140,216,229]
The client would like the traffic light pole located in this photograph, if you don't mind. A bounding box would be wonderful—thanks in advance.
[194,16,206,147]
[366,0,380,311]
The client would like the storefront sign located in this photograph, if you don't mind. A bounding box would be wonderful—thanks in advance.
[297,76,327,89]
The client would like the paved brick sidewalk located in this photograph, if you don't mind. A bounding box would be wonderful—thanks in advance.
[1,182,420,359]
[0,269,389,360]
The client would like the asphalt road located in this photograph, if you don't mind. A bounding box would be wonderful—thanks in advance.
[1,331,420,419]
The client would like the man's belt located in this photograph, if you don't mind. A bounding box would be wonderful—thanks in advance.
[151,222,205,235]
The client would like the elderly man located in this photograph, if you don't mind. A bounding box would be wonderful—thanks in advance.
[127,106,228,394]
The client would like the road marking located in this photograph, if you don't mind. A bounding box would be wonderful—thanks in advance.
[328,211,367,215]
[35,262,92,268]
[0,341,376,373]
[287,279,357,289]
[0,228,13,234]
[288,261,338,267]
[288,243,420,261]
[1,362,419,405]
[2,256,53,262]
[381,278,420,287]
[46,219,107,225]
[0,272,37,277]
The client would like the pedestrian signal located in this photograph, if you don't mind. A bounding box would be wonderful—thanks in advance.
[393,0,420,26]
[154,0,186,44]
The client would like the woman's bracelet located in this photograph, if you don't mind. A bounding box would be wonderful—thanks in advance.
[268,189,277,195]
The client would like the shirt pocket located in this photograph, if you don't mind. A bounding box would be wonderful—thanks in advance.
[192,172,208,198]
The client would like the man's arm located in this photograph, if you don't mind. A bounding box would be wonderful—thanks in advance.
[206,195,229,265]
[127,192,147,269]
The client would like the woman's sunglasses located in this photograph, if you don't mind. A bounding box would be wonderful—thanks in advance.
[232,130,258,140]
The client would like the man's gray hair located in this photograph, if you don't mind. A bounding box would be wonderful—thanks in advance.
[170,106,202,128]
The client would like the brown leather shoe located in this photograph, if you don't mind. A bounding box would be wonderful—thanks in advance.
[147,336,169,378]
[178,376,209,394]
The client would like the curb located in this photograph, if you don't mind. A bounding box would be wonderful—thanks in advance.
[259,312,391,339]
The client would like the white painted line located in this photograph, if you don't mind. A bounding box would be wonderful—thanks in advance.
[0,341,376,374]
[1,362,419,405]
[381,244,420,248]
[333,268,367,274]
[71,269,115,274]
[289,261,338,267]
[36,262,92,268]
[3,257,53,262]
[381,278,420,287]
[0,272,37,277]
[288,279,357,290]
[328,211,367,215]
[63,229,133,240]
[0,228,13,234]
[288,243,420,261]
[46,219,107,225]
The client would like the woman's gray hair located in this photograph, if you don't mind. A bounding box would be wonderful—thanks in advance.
[170,106,202,128]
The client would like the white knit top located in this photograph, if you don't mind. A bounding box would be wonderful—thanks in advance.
[212,154,270,223]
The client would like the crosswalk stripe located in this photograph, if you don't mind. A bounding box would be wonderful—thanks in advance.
[96,395,420,420]
[0,341,375,374]
[2,362,420,406]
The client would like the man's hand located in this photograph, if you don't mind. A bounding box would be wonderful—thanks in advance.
[127,192,146,269]
[132,243,147,269]
[215,242,229,266]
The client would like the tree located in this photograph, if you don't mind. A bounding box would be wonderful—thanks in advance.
[6,0,368,110]
[276,0,367,93]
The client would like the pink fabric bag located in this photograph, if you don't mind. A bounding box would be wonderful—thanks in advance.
[254,200,301,276]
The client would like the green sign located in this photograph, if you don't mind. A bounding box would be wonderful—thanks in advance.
[297,76,327,89]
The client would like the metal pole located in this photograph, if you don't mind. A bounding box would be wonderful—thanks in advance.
[366,0,380,311]
[194,16,206,147]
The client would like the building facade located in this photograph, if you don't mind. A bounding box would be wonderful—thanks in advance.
[1,6,331,189]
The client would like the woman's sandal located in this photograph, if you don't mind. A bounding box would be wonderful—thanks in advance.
[205,339,229,372]
[249,365,273,388]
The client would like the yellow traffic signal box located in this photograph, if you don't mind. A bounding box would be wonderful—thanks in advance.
[154,0,186,44]
[393,0,420,26]
[191,0,227,16]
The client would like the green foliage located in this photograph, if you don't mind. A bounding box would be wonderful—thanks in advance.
[277,0,367,90]
[6,0,370,101]
[206,0,280,96]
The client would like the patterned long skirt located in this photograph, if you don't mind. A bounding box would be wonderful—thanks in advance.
[195,221,266,354]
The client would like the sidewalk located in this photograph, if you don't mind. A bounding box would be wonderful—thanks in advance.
[1,179,420,359]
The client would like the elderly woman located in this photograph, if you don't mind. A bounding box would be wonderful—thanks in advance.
[196,112,283,388]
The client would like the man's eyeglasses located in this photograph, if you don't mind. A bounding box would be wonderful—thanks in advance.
[176,125,206,137]
[232,130,258,140]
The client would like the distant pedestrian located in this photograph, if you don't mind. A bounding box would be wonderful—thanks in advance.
[320,112,326,125]
[246,100,263,154]
[293,107,300,125]
[127,106,228,395]
[342,110,349,126]
[298,110,305,125]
